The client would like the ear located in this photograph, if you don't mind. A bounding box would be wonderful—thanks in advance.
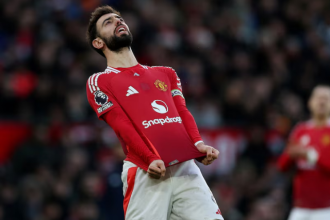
[92,37,104,50]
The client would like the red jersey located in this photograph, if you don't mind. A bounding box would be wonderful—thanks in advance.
[277,120,330,208]
[86,64,204,170]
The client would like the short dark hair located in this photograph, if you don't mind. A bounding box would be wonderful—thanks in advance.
[87,5,121,57]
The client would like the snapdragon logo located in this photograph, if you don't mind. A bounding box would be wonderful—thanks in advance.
[151,100,168,114]
[142,116,182,129]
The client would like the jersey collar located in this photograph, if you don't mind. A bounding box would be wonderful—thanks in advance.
[306,119,330,128]
[106,63,142,72]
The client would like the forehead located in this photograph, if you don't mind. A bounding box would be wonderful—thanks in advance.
[96,13,120,29]
[312,87,330,97]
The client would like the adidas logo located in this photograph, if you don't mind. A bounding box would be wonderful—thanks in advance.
[126,86,139,96]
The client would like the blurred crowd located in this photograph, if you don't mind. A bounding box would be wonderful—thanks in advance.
[1,0,330,219]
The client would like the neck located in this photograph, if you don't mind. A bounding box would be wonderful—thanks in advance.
[104,47,138,68]
[312,115,329,127]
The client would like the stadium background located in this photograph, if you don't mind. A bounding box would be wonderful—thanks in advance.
[0,0,329,219]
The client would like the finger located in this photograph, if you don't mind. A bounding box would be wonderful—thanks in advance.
[148,172,161,179]
[212,149,219,159]
[207,147,213,161]
[158,163,166,177]
[149,166,161,174]
[148,169,161,176]
[202,158,209,165]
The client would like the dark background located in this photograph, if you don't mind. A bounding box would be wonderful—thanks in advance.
[1,0,330,219]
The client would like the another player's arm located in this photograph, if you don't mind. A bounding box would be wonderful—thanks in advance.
[167,68,219,165]
[277,143,296,172]
[277,126,301,172]
[86,81,165,179]
[276,124,329,173]
[282,141,330,174]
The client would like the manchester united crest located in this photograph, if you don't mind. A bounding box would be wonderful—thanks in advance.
[154,80,168,91]
[322,134,330,146]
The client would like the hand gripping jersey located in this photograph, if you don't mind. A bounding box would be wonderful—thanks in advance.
[86,64,205,169]
[277,120,330,208]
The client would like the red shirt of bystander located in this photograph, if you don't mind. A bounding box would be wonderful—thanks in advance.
[277,120,330,208]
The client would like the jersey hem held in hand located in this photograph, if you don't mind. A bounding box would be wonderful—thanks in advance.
[86,64,205,170]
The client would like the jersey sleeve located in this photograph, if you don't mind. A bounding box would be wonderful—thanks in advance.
[166,67,203,146]
[86,74,119,119]
[166,67,185,99]
[277,124,302,172]
[102,109,161,169]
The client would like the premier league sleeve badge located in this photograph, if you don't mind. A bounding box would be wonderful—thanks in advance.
[94,91,108,105]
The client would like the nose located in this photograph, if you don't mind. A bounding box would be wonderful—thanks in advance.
[115,18,122,26]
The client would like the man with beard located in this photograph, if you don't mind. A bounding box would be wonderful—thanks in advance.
[277,85,330,220]
[86,6,223,220]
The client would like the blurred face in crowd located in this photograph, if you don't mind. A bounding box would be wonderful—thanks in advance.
[308,86,330,119]
[94,13,133,52]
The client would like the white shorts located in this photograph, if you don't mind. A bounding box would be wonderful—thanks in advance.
[121,159,224,220]
[288,207,330,220]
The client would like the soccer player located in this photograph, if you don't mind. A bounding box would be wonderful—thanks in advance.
[277,85,330,220]
[86,6,223,220]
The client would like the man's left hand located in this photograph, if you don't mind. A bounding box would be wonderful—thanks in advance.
[196,142,219,165]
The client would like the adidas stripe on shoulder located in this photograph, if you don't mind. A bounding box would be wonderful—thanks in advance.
[87,68,121,93]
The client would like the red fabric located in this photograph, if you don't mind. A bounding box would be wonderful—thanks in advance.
[0,123,31,164]
[123,167,138,218]
[167,66,202,144]
[86,64,205,168]
[277,124,300,172]
[277,153,294,172]
[102,109,160,171]
[10,70,37,98]
[173,96,202,144]
[317,147,330,174]
[277,121,330,208]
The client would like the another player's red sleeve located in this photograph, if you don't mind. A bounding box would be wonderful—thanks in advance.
[277,124,301,172]
[102,109,160,166]
[166,67,203,145]
[277,153,294,172]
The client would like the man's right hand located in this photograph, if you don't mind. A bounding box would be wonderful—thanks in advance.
[286,145,308,160]
[147,160,166,179]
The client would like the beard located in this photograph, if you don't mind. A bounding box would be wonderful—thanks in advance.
[103,31,133,53]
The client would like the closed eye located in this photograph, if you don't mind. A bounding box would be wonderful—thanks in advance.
[102,17,113,26]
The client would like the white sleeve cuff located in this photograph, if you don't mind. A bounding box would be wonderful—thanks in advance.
[306,148,319,165]
[194,141,204,146]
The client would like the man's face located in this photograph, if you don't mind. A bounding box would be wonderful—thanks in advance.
[96,13,132,52]
[309,87,330,118]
